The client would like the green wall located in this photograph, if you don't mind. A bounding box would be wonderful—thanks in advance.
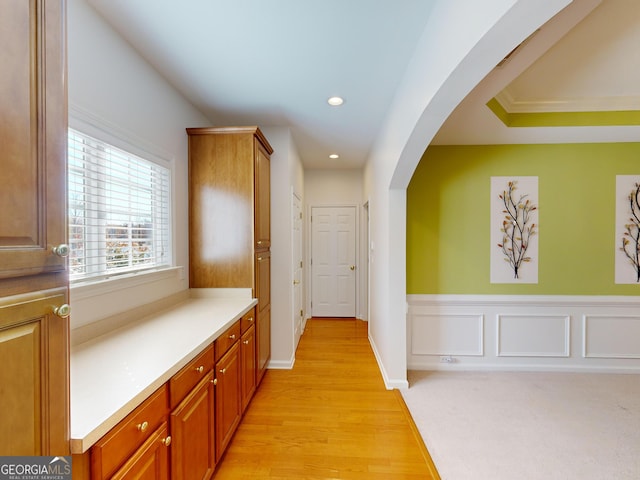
[407,143,640,295]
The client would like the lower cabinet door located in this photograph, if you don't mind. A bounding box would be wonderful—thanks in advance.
[240,324,256,413]
[215,341,241,461]
[170,372,216,480]
[0,289,69,456]
[256,304,271,384]
[111,423,170,480]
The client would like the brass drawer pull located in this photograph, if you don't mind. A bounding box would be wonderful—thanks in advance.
[195,365,204,374]
[229,334,236,340]
[137,421,149,433]
[161,436,172,446]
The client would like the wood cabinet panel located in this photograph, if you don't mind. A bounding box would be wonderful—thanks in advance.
[257,305,271,385]
[187,130,255,288]
[240,308,256,333]
[111,423,170,480]
[0,0,67,281]
[240,324,256,413]
[255,140,271,250]
[0,288,68,455]
[169,344,214,409]
[256,251,271,312]
[91,385,168,480]
[214,321,241,362]
[215,341,241,461]
[0,0,68,457]
[256,252,271,383]
[170,373,215,480]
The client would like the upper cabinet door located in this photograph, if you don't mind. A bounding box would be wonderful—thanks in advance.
[254,140,270,250]
[0,0,67,280]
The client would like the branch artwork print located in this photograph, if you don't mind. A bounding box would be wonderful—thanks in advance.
[497,180,537,279]
[620,182,640,282]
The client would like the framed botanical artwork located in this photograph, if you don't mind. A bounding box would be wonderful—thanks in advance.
[615,175,640,284]
[490,176,538,284]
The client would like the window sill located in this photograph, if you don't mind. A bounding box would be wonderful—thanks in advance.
[70,266,184,301]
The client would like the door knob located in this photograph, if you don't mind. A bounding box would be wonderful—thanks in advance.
[53,304,71,318]
[350,265,356,271]
[51,244,70,257]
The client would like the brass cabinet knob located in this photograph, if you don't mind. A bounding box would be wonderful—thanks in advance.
[211,378,218,385]
[161,436,172,446]
[53,304,71,318]
[350,265,356,271]
[51,244,70,257]
[219,368,226,375]
[195,365,204,374]
[229,334,236,340]
[248,317,253,322]
[243,340,250,345]
[137,421,149,432]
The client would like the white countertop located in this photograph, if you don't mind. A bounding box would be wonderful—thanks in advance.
[70,290,257,454]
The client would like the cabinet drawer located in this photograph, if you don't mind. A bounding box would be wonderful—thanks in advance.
[91,384,168,480]
[240,308,256,333]
[215,321,240,361]
[169,344,214,409]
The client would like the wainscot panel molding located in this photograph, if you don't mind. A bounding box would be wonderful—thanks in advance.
[584,315,640,359]
[407,294,640,373]
[497,314,570,357]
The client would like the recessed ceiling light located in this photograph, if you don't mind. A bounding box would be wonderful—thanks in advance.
[327,96,344,106]
[329,154,339,159]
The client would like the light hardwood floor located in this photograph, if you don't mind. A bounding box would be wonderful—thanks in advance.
[212,318,440,479]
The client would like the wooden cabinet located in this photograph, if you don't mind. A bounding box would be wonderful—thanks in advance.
[256,251,271,383]
[75,311,258,479]
[169,345,216,480]
[214,340,241,461]
[170,373,216,480]
[240,313,257,413]
[111,423,170,480]
[0,0,69,456]
[187,126,272,385]
[91,386,169,480]
[0,289,69,455]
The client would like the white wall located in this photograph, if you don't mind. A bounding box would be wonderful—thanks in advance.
[68,0,210,330]
[261,127,304,369]
[364,0,572,389]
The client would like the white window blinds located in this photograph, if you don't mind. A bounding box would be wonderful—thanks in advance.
[68,128,172,282]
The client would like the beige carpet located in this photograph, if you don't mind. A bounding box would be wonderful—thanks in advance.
[401,371,640,480]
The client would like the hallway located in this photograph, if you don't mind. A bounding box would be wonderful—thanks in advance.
[212,318,439,479]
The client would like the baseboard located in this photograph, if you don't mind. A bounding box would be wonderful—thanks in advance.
[369,333,409,390]
[267,356,295,370]
[408,294,640,373]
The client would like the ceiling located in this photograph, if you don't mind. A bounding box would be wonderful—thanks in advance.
[87,0,640,169]
[434,0,640,145]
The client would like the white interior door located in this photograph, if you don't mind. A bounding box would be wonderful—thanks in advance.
[311,206,356,317]
[292,193,303,340]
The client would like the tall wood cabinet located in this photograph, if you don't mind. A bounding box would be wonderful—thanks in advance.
[0,0,69,456]
[187,126,272,384]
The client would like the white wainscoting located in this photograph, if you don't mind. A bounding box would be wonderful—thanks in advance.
[408,295,640,373]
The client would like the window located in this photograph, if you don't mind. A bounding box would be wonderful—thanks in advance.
[68,128,172,283]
